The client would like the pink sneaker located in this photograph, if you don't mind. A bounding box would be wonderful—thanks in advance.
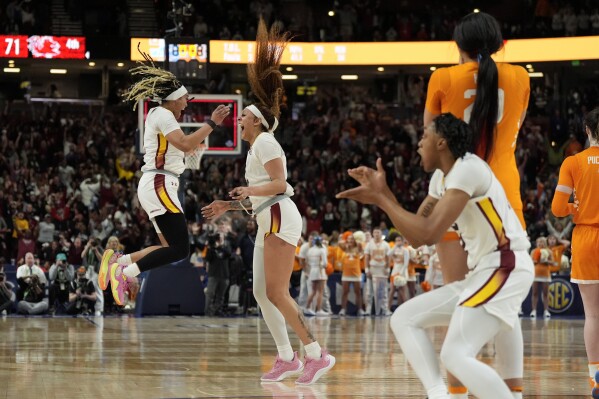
[261,352,304,382]
[295,349,335,385]
[99,250,122,290]
[98,249,115,290]
[110,264,130,306]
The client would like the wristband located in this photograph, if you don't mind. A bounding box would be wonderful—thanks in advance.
[205,119,217,129]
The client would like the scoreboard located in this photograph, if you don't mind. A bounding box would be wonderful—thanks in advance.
[0,35,28,58]
[0,35,86,59]
[165,38,208,81]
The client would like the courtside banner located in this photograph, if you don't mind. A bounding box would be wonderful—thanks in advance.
[209,36,599,65]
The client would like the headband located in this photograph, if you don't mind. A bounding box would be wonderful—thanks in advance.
[247,104,279,133]
[164,85,188,101]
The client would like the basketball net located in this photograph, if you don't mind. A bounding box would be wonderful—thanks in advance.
[185,144,207,170]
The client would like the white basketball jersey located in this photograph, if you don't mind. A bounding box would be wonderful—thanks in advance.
[141,106,185,175]
[245,132,294,210]
[429,153,530,270]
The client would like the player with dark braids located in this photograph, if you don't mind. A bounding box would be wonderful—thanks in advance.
[97,47,231,307]
[338,113,533,399]
[201,18,335,385]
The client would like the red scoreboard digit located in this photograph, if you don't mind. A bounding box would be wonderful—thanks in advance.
[0,35,28,58]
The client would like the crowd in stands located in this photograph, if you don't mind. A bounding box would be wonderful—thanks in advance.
[3,0,599,41]
[154,0,599,42]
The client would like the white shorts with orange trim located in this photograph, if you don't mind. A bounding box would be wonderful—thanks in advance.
[459,250,533,328]
[137,172,182,231]
[254,197,302,248]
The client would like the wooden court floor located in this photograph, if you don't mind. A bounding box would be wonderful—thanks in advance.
[0,315,591,398]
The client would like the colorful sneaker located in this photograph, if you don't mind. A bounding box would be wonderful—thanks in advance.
[295,349,335,385]
[99,249,119,290]
[110,264,130,306]
[592,370,599,399]
[261,352,304,382]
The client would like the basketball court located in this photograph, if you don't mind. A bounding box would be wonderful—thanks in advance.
[0,316,589,398]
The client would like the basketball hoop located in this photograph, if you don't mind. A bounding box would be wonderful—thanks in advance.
[185,144,207,170]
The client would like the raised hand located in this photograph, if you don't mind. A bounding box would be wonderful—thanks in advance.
[210,104,231,125]
[336,158,393,206]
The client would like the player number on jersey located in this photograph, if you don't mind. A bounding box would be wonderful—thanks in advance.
[463,88,505,125]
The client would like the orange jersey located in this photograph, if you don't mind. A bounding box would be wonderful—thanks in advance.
[340,250,363,278]
[552,147,599,226]
[425,62,530,220]
[531,247,552,279]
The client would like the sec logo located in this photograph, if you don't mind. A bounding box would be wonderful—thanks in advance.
[548,280,575,313]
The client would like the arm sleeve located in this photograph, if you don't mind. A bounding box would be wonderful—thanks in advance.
[552,156,576,217]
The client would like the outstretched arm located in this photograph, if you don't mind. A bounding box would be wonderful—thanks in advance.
[201,198,253,221]
[336,158,469,248]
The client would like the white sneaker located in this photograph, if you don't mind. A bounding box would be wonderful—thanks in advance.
[357,309,365,316]
[383,310,393,316]
[543,310,551,318]
[303,307,316,316]
[94,311,102,317]
[338,309,346,316]
[530,310,537,318]
[316,310,329,317]
[1,310,7,316]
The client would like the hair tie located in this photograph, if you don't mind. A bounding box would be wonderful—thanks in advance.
[477,48,490,62]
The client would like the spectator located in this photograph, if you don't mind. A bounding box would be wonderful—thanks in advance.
[81,236,104,316]
[16,252,46,301]
[36,213,55,252]
[66,266,97,315]
[17,273,48,315]
[16,229,35,265]
[204,232,230,316]
[48,252,74,313]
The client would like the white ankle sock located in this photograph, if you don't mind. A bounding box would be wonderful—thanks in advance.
[589,363,599,379]
[427,384,449,399]
[449,393,468,399]
[118,254,132,265]
[277,344,294,362]
[304,341,322,360]
[511,392,522,399]
[123,263,140,278]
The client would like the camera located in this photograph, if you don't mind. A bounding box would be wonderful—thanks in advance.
[90,238,97,247]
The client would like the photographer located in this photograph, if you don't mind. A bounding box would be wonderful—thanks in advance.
[16,252,47,301]
[204,232,230,316]
[0,267,16,315]
[17,273,48,315]
[82,236,104,316]
[66,266,97,315]
[48,253,75,313]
